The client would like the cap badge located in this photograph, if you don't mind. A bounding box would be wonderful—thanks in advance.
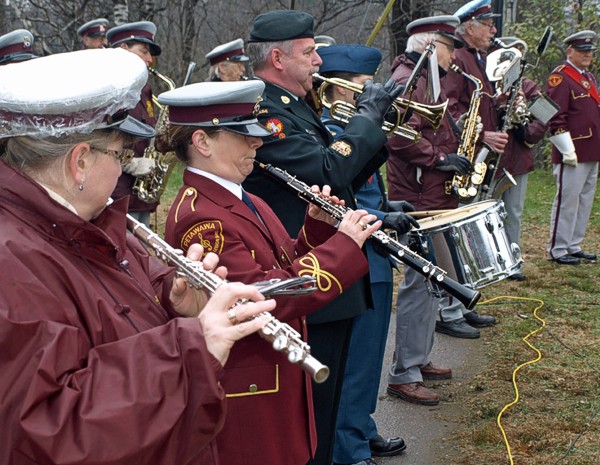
[22,36,31,48]
[99,25,106,32]
[281,95,290,104]
[212,118,220,125]
[253,96,263,116]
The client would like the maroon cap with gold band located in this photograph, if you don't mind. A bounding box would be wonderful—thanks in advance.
[206,39,249,66]
[406,15,464,48]
[563,30,597,51]
[107,21,162,56]
[454,0,501,24]
[157,80,271,137]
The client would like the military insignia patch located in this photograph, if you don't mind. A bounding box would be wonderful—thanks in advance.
[548,74,563,87]
[581,79,591,89]
[266,118,284,137]
[181,220,225,255]
[256,108,269,116]
[331,140,352,157]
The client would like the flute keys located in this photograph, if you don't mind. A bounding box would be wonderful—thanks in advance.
[273,335,288,351]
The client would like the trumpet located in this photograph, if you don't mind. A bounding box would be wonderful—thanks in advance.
[126,214,330,383]
[312,73,448,142]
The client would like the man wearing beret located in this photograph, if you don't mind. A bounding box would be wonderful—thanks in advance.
[77,18,109,49]
[205,38,249,82]
[0,29,38,66]
[546,30,600,265]
[318,44,412,465]
[107,21,162,227]
[242,9,403,465]
[433,0,501,336]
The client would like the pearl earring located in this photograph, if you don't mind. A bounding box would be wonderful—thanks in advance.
[79,184,84,191]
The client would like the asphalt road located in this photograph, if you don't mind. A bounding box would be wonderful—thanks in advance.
[371,319,488,465]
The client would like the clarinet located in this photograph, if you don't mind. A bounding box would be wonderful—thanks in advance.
[126,215,330,384]
[256,161,481,310]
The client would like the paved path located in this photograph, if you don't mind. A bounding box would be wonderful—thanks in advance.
[371,318,488,465]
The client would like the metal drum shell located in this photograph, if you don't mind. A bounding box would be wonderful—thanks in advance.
[410,200,523,289]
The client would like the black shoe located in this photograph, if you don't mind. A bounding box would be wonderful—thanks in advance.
[508,272,527,281]
[369,434,407,457]
[464,310,496,328]
[435,318,480,339]
[552,255,581,265]
[571,251,597,261]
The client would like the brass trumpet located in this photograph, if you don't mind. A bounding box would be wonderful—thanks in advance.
[313,73,448,142]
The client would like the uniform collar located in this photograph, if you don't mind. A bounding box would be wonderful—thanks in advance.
[186,166,243,199]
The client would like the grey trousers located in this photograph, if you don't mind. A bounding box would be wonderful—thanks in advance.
[388,266,437,385]
[501,172,529,248]
[547,161,599,259]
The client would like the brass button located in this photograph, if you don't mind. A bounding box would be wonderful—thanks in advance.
[249,384,258,393]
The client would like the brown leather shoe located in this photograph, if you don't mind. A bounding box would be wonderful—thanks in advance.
[387,382,439,405]
[420,362,452,380]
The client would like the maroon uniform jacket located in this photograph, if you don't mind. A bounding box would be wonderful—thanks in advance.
[497,78,547,177]
[164,169,369,465]
[444,36,500,132]
[546,62,600,164]
[0,160,225,465]
[112,82,159,212]
[386,53,459,210]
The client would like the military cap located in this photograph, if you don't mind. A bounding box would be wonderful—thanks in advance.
[158,80,271,137]
[248,10,314,43]
[454,0,500,23]
[318,45,382,76]
[563,30,597,51]
[107,21,161,56]
[0,48,154,139]
[206,38,249,65]
[315,35,337,49]
[77,18,109,38]
[0,29,37,65]
[406,15,464,48]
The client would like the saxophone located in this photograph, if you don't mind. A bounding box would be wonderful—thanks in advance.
[132,67,177,203]
[445,64,488,202]
[126,214,330,383]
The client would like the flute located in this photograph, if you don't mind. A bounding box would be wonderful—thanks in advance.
[127,214,330,384]
[256,161,481,310]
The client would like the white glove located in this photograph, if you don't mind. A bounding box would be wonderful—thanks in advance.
[123,157,156,177]
[562,151,578,167]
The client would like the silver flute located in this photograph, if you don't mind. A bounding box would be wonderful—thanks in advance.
[256,161,481,310]
[127,215,330,384]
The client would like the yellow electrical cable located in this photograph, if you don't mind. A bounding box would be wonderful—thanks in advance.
[477,295,546,465]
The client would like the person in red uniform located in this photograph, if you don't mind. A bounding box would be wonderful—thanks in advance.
[161,79,379,465]
[545,30,600,265]
[107,21,162,227]
[430,0,504,336]
[0,48,275,465]
[76,18,109,49]
[385,14,470,405]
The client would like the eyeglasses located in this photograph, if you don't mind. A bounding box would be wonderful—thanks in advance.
[475,20,496,30]
[435,39,455,52]
[90,146,134,167]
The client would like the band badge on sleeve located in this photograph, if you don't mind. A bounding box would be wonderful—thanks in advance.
[547,74,563,87]
[181,220,224,255]
[266,118,286,138]
[331,140,352,157]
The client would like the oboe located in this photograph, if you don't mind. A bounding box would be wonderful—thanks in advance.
[126,214,330,384]
[256,161,481,310]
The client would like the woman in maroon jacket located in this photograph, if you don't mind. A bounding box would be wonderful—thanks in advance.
[161,79,378,465]
[0,49,274,465]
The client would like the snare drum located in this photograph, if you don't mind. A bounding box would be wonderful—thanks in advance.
[410,200,522,289]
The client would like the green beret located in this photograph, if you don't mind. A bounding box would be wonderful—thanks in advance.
[248,10,314,43]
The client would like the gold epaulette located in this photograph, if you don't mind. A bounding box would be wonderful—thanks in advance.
[174,187,198,223]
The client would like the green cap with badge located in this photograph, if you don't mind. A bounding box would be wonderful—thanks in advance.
[248,10,314,43]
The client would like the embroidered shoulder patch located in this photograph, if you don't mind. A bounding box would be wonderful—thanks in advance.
[256,108,269,116]
[331,140,352,157]
[146,100,155,118]
[266,118,285,138]
[547,74,563,87]
[181,220,225,255]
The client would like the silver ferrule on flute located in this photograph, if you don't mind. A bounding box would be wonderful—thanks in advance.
[126,214,330,383]
[256,161,481,310]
